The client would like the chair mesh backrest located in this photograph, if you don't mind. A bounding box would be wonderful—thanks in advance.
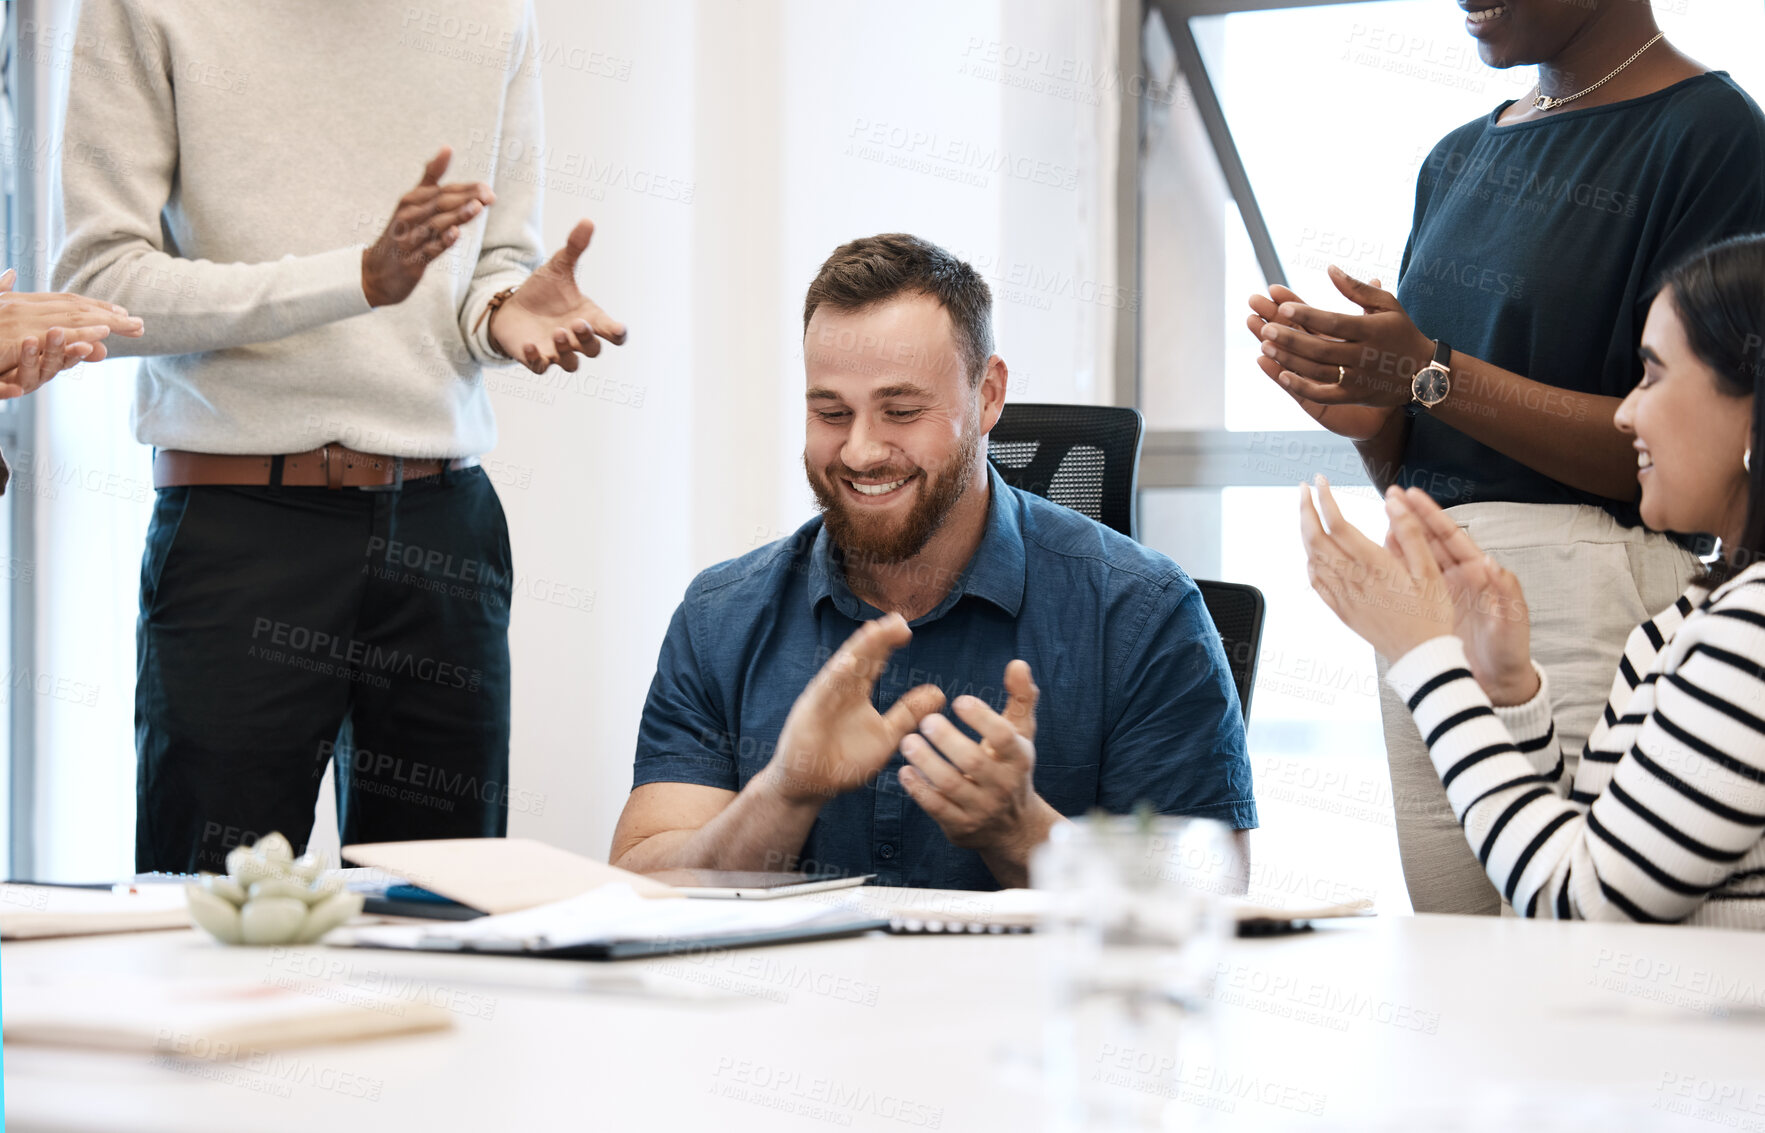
[986,404,1143,538]
[1194,580,1264,724]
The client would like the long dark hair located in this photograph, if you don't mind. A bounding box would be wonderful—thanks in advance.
[1658,233,1765,582]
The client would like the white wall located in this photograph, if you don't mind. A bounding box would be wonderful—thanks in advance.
[29,0,1125,876]
[503,0,1124,864]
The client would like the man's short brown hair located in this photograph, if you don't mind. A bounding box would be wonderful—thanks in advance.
[802,233,994,386]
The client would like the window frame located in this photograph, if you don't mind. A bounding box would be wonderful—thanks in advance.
[5,0,51,879]
[1118,0,1370,489]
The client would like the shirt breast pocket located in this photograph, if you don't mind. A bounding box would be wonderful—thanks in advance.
[1032,724,1101,815]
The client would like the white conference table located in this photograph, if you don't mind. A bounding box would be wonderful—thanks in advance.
[5,894,1765,1132]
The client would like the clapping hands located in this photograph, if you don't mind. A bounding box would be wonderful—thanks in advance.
[1300,477,1537,705]
[0,268,145,398]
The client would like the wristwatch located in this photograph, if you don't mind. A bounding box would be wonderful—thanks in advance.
[1410,339,1452,410]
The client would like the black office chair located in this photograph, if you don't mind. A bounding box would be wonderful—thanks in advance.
[1194,579,1264,725]
[985,403,1143,538]
[987,402,1264,723]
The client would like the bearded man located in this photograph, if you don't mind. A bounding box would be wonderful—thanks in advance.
[611,234,1253,890]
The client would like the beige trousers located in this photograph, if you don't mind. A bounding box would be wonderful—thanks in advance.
[1376,502,1704,916]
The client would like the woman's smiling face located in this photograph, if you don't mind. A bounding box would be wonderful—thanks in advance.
[1614,289,1753,550]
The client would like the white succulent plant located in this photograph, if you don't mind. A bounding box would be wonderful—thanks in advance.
[185,832,364,946]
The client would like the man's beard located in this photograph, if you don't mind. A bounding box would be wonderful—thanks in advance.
[805,423,981,567]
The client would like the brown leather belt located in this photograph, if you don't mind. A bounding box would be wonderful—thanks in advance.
[152,445,478,490]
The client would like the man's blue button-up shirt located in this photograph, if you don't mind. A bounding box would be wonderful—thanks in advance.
[633,466,1256,890]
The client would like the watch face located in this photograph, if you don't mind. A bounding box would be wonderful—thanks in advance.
[1413,364,1450,407]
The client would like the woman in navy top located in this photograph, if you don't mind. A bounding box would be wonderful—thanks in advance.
[1248,0,1765,914]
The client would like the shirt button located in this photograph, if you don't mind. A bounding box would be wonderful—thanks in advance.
[877,843,896,860]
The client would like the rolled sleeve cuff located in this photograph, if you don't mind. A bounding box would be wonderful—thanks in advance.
[1163,798,1259,831]
[1491,661,1552,742]
[1383,635,1470,704]
[631,755,738,793]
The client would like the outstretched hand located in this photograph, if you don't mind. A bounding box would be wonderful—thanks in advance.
[488,219,627,374]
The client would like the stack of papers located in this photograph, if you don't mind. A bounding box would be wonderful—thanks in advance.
[342,837,675,913]
[341,883,886,959]
[3,972,452,1052]
[0,884,190,940]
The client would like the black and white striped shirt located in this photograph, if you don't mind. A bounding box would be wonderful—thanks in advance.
[1384,563,1765,926]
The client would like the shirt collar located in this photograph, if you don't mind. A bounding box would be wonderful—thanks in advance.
[807,463,1027,622]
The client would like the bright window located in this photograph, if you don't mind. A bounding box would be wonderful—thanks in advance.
[1138,0,1765,911]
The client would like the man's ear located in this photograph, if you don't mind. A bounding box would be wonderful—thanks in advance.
[978,354,1008,434]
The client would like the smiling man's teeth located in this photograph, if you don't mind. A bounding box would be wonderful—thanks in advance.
[851,478,908,496]
[1467,5,1506,22]
[1638,451,1653,469]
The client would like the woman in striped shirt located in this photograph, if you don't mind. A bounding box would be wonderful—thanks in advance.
[1299,234,1765,925]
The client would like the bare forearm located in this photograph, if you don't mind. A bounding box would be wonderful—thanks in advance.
[617,769,826,873]
[1430,356,1637,501]
[1353,410,1411,493]
[1224,829,1250,897]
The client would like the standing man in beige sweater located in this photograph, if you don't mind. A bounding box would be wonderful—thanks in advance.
[52,1,624,872]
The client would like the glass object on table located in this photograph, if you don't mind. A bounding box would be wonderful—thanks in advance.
[1034,812,1233,1132]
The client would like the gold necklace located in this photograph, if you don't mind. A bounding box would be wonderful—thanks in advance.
[1531,32,1665,111]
